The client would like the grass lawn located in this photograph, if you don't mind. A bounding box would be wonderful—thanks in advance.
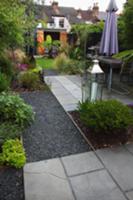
[36,57,54,69]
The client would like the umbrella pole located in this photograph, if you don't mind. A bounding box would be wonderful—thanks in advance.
[108,65,113,92]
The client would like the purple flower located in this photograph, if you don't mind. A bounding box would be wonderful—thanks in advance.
[17,63,29,71]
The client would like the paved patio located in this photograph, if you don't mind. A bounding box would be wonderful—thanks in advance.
[24,75,133,200]
[45,75,133,111]
[24,144,133,200]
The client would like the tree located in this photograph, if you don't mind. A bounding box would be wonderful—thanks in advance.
[0,0,36,53]
[119,0,133,49]
[23,0,37,55]
[71,22,104,58]
[0,0,24,51]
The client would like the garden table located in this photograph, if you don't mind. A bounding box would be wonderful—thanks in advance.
[98,56,122,92]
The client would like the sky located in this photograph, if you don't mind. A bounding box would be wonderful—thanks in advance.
[45,0,126,12]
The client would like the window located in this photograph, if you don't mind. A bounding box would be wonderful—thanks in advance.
[59,19,64,28]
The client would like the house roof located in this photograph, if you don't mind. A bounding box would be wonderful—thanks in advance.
[35,5,84,24]
[34,4,106,24]
[80,10,100,23]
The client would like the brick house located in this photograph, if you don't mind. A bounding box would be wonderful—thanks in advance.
[34,1,105,54]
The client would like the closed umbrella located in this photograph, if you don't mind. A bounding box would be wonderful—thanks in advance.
[100,0,119,56]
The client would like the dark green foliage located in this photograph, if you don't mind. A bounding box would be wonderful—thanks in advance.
[117,19,126,51]
[0,54,14,79]
[0,0,36,52]
[113,50,133,63]
[0,139,26,168]
[52,40,61,47]
[0,73,10,92]
[0,122,22,145]
[62,59,91,74]
[69,47,83,60]
[118,0,133,49]
[71,22,104,58]
[0,92,35,128]
[0,1,25,50]
[78,100,133,133]
[54,53,69,71]
[18,71,42,90]
[54,53,91,74]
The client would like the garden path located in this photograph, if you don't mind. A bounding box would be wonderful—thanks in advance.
[45,75,133,111]
[23,75,133,200]
[22,91,89,162]
[24,145,133,200]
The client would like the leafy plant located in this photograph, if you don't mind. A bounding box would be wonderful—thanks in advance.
[52,40,61,47]
[0,122,22,145]
[0,92,34,128]
[0,53,14,79]
[0,73,10,92]
[54,53,91,74]
[118,0,133,49]
[78,100,133,134]
[71,22,104,58]
[62,59,90,74]
[53,53,70,71]
[59,43,71,57]
[18,71,40,90]
[113,50,133,63]
[0,139,26,168]
[13,49,27,64]
[0,0,36,53]
[44,35,52,50]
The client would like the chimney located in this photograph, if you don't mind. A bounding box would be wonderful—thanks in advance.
[52,1,59,14]
[77,9,82,19]
[92,2,99,17]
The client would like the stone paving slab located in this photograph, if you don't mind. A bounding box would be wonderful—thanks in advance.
[66,75,81,87]
[96,146,133,191]
[61,152,103,176]
[70,170,126,200]
[55,76,82,100]
[45,75,133,111]
[44,76,81,111]
[24,159,74,200]
[24,148,133,200]
[125,143,133,155]
[57,95,78,105]
[126,191,133,200]
[52,88,70,96]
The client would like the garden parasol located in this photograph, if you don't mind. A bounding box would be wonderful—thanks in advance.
[100,0,119,56]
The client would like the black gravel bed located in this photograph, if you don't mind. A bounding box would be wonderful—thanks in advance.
[0,167,24,200]
[21,91,90,162]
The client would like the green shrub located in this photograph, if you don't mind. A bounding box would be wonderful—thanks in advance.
[13,49,27,64]
[54,53,89,74]
[0,73,10,92]
[0,139,26,168]
[53,53,69,71]
[78,100,133,133]
[63,60,90,74]
[59,43,71,56]
[0,122,22,145]
[113,50,133,63]
[54,53,91,74]
[18,71,40,90]
[0,92,35,128]
[0,54,14,78]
